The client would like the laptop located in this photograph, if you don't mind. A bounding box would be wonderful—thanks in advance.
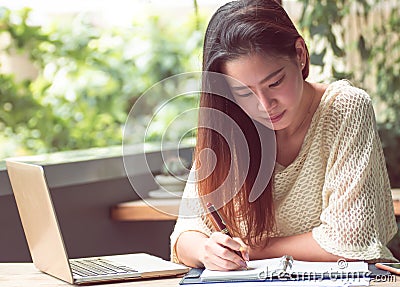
[6,160,189,285]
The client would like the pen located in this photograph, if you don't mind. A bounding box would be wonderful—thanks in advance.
[206,202,247,265]
[280,255,293,272]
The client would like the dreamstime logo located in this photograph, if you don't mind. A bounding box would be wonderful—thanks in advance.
[263,261,372,283]
[337,258,348,269]
[122,72,276,218]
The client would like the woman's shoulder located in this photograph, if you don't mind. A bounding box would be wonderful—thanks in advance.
[320,79,372,115]
[314,80,378,150]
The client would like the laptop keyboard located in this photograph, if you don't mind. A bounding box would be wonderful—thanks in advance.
[70,258,139,278]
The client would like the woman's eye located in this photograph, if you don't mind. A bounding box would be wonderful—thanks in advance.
[269,75,285,88]
[237,92,253,97]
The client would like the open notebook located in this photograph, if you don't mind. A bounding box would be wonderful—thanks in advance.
[200,257,370,282]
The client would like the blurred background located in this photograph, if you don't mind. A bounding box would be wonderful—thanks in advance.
[0,0,399,260]
[0,0,399,184]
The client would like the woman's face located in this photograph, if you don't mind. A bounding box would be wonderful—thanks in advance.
[222,52,305,131]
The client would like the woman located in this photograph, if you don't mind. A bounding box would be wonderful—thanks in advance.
[170,0,398,270]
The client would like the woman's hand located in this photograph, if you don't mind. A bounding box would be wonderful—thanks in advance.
[199,232,249,271]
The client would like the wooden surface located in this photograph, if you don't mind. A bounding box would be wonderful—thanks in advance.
[110,198,180,221]
[0,263,182,286]
[111,189,400,222]
[0,263,399,286]
[392,189,400,216]
[394,200,400,217]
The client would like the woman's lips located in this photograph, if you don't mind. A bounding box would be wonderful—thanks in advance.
[268,111,285,123]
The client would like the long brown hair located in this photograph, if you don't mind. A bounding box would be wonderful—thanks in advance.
[195,0,310,248]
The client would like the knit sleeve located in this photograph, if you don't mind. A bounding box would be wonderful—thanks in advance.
[312,86,398,261]
[169,167,214,263]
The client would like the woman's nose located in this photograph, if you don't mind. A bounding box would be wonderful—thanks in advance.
[257,101,265,112]
[258,97,277,112]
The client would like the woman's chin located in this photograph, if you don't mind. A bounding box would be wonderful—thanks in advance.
[254,118,275,130]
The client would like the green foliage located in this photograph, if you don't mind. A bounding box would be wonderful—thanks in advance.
[0,6,205,159]
[369,6,400,187]
[297,0,400,186]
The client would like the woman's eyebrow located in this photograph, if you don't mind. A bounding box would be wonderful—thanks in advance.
[230,67,284,90]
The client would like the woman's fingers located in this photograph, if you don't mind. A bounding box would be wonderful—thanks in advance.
[201,232,248,270]
[240,245,250,262]
[211,232,242,251]
[213,233,249,263]
[203,252,242,271]
[233,237,250,261]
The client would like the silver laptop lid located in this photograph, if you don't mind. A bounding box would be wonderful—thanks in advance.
[6,160,74,284]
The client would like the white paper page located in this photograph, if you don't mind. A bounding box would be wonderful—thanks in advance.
[182,277,370,287]
[200,258,282,281]
[200,258,369,282]
[290,261,369,273]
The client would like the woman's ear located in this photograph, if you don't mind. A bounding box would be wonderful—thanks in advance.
[295,37,306,66]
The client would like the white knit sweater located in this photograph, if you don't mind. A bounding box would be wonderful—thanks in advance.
[170,80,398,263]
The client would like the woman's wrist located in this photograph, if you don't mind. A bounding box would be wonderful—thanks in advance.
[250,232,344,262]
[176,231,208,268]
[249,237,280,260]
